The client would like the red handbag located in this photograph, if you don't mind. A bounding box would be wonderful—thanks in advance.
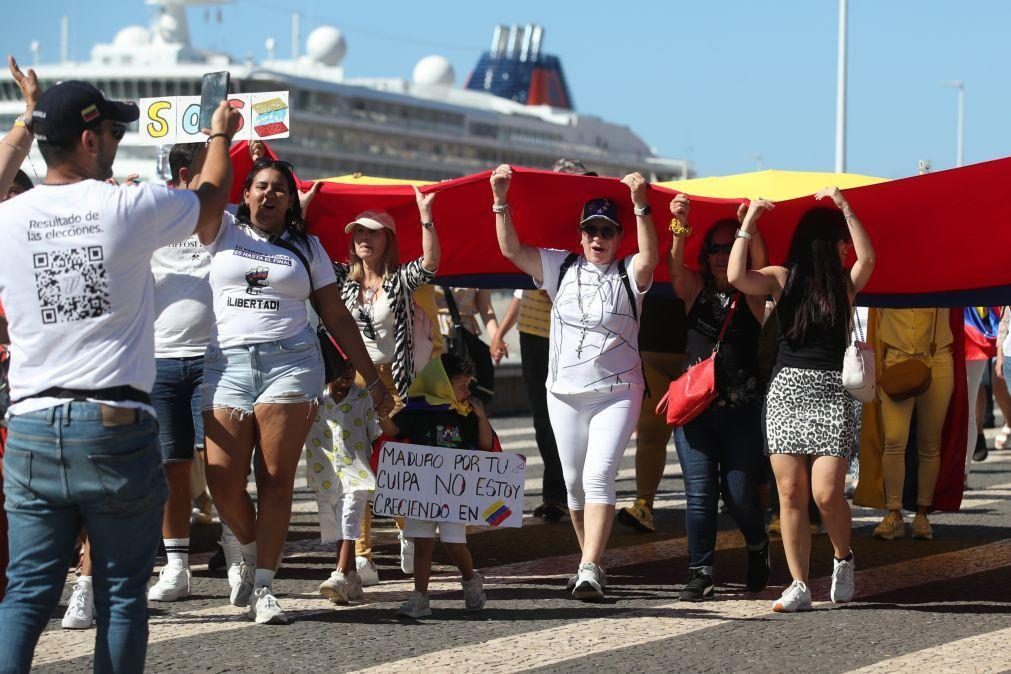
[656,294,740,427]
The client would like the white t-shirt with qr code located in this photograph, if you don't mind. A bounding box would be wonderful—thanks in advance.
[206,212,337,348]
[0,180,200,415]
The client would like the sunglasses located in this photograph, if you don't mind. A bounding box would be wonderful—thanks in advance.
[357,308,377,340]
[252,157,295,172]
[706,242,734,254]
[580,224,619,240]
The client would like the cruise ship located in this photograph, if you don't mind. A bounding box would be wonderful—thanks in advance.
[1,0,692,183]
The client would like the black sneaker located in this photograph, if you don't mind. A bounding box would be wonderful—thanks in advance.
[973,434,988,462]
[679,568,714,602]
[207,544,226,572]
[746,542,771,593]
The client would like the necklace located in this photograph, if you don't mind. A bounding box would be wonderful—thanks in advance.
[574,257,613,357]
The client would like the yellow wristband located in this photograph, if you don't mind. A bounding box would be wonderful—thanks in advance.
[670,218,692,237]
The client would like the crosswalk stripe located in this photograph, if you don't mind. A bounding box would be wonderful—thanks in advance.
[843,626,1011,674]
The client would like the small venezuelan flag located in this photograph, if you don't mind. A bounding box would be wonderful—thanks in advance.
[482,500,511,527]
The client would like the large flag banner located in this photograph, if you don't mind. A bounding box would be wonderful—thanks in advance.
[140,92,290,145]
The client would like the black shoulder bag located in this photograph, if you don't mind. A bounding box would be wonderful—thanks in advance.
[441,287,495,403]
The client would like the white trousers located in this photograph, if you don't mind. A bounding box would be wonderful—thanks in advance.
[547,388,643,510]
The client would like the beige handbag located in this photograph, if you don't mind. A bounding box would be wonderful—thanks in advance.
[879,310,937,401]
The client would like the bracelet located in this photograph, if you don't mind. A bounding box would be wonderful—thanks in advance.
[13,115,29,130]
[366,377,382,392]
[206,132,231,145]
[735,228,753,240]
[491,203,509,214]
[421,221,435,230]
[669,218,692,237]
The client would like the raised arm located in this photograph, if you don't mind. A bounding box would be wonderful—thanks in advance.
[313,283,395,417]
[491,165,543,284]
[668,193,703,304]
[815,187,876,297]
[414,186,441,273]
[0,57,38,198]
[621,172,659,291]
[728,199,787,297]
[193,102,242,244]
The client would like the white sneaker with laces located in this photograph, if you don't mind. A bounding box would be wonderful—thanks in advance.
[148,562,191,601]
[461,571,486,610]
[319,570,351,605]
[248,586,289,624]
[347,570,364,600]
[772,580,812,612]
[62,579,95,629]
[228,560,254,607]
[397,591,431,618]
[399,533,415,575]
[567,565,607,592]
[356,556,379,587]
[572,562,605,601]
[830,555,855,603]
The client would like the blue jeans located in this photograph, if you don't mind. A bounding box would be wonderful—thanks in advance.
[151,356,205,462]
[674,402,767,570]
[0,402,166,674]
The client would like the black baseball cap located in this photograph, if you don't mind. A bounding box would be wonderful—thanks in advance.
[31,81,139,143]
[579,197,621,229]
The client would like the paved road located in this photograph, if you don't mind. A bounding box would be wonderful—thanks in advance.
[34,416,1011,673]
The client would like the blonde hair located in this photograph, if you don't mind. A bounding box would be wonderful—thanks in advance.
[347,228,399,283]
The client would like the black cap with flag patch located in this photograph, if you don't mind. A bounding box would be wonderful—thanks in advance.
[579,197,621,229]
[31,81,139,143]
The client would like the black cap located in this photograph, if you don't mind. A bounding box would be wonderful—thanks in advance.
[552,158,598,177]
[579,197,621,229]
[31,81,139,143]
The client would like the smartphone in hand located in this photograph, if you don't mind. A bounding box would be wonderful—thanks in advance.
[199,71,230,131]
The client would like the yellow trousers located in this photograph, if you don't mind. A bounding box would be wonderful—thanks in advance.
[879,348,954,510]
[634,352,684,507]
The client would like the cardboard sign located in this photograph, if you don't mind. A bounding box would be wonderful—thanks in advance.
[137,91,290,145]
[373,442,525,528]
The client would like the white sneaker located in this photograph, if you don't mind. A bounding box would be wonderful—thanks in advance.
[567,565,607,592]
[399,533,415,575]
[61,579,95,629]
[461,571,486,611]
[572,562,605,601]
[319,570,351,605]
[228,561,254,607]
[347,570,364,600]
[148,562,191,602]
[356,556,379,587]
[248,586,289,624]
[772,580,812,612]
[397,591,431,618]
[830,555,856,604]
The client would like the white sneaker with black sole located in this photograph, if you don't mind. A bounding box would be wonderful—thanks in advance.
[228,560,254,607]
[571,562,605,601]
[248,586,289,624]
[567,565,607,592]
[148,562,191,602]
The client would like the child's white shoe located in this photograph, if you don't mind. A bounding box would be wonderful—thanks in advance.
[397,591,431,618]
[462,571,486,610]
[319,570,351,605]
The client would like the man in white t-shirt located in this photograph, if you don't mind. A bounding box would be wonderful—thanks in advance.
[0,79,240,673]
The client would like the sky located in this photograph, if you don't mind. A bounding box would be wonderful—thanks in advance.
[9,0,1011,179]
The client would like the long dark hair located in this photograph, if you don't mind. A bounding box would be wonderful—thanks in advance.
[235,160,312,257]
[780,207,850,341]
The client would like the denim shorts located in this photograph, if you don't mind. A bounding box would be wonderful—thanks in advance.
[201,327,324,414]
[151,356,204,462]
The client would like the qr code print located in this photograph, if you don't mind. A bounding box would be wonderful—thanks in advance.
[34,246,111,324]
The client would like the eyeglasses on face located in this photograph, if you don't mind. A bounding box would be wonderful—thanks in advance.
[580,224,619,240]
[706,242,734,254]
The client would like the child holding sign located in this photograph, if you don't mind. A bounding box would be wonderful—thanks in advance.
[380,354,494,618]
[304,354,381,605]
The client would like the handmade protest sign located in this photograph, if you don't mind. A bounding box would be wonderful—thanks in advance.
[138,91,290,145]
[372,442,525,528]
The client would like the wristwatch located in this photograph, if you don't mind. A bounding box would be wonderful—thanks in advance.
[633,204,652,216]
[491,203,509,214]
[422,221,435,230]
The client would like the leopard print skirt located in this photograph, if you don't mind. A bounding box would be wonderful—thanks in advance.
[765,367,856,459]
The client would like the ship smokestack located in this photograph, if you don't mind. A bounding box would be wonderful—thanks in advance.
[519,23,534,61]
[530,25,544,60]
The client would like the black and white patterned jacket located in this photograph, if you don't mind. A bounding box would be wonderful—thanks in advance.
[333,258,435,400]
